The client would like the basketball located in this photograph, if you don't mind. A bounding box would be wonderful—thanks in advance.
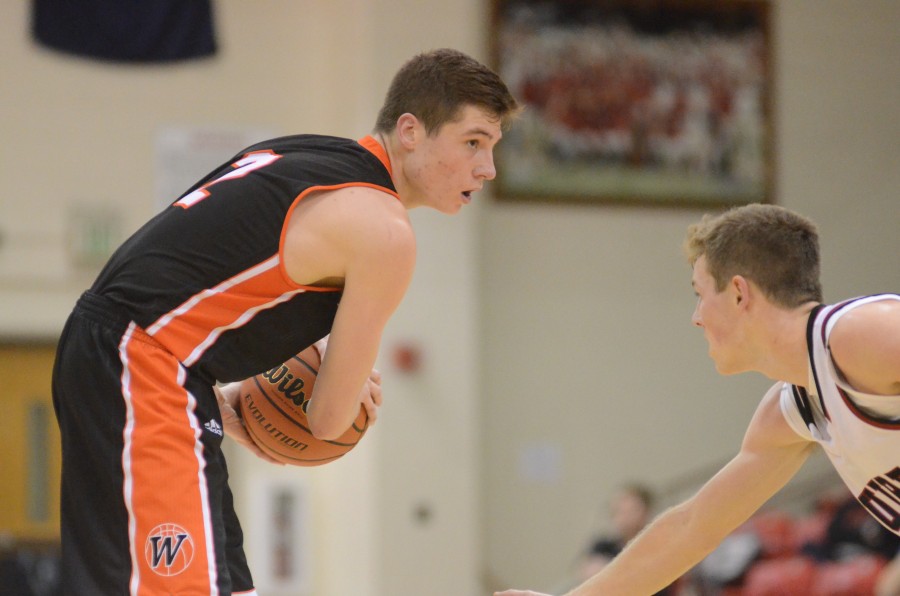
[238,346,369,466]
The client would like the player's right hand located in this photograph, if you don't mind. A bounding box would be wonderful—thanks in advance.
[214,382,285,465]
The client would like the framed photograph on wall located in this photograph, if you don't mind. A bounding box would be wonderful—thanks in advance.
[490,0,773,207]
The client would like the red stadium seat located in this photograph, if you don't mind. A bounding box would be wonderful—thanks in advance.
[741,556,816,596]
[789,511,830,551]
[749,511,797,559]
[810,555,888,596]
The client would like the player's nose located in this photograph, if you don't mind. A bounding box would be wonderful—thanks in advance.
[476,153,497,181]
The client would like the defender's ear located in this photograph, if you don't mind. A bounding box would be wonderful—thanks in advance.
[731,275,751,307]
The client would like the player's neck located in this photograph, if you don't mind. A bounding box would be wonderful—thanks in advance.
[375,132,416,210]
[755,301,819,387]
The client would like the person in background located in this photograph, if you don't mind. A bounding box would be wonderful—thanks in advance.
[803,494,900,564]
[496,204,900,596]
[574,484,676,595]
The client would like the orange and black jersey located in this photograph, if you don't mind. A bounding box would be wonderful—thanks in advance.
[91,134,397,383]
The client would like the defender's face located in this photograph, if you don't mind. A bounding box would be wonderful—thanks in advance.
[691,256,744,375]
[406,105,502,214]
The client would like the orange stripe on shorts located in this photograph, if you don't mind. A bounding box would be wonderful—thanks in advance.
[119,323,218,595]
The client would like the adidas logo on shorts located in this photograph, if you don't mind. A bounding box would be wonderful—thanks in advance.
[204,419,223,436]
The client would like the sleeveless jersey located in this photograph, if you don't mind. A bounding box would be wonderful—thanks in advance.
[90,134,397,383]
[779,294,900,535]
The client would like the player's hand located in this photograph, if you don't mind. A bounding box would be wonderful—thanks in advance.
[214,383,285,465]
[312,335,330,361]
[494,591,554,596]
[359,368,383,425]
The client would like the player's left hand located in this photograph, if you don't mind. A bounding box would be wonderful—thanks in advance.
[214,382,285,465]
[360,368,383,425]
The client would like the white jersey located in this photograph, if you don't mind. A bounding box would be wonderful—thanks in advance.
[779,294,900,536]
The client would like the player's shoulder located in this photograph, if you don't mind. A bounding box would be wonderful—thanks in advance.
[744,382,809,449]
[311,185,414,253]
[745,382,787,429]
[758,381,789,417]
[830,295,900,336]
[828,295,900,394]
[829,295,900,357]
[353,191,416,258]
[322,184,408,225]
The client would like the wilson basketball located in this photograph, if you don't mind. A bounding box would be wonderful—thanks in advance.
[239,346,369,466]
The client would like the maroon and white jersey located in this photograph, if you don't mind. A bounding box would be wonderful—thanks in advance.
[780,294,900,535]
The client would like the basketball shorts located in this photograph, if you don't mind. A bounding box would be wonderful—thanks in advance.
[52,291,256,595]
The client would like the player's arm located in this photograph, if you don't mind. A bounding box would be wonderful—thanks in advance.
[496,382,815,596]
[284,186,416,440]
[310,334,384,426]
[828,299,900,395]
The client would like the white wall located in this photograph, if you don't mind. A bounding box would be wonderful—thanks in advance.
[2,1,898,595]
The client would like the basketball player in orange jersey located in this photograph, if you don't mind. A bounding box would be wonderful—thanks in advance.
[52,48,519,596]
[497,204,900,596]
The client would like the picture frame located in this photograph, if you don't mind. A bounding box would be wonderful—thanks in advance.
[490,0,773,207]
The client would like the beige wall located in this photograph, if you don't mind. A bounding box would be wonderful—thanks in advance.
[1,1,488,595]
[482,0,900,591]
[1,1,898,595]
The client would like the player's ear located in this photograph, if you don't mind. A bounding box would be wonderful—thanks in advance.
[396,113,420,148]
[731,275,750,307]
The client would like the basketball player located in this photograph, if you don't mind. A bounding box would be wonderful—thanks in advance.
[52,48,519,595]
[496,204,900,596]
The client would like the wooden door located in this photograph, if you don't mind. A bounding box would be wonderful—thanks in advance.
[0,343,61,541]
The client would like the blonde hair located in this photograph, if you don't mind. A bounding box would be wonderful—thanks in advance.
[684,204,823,308]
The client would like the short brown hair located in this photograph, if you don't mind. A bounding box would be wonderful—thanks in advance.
[684,204,823,308]
[374,48,520,135]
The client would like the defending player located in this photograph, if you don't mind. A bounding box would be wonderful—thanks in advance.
[496,204,900,596]
[52,48,519,595]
